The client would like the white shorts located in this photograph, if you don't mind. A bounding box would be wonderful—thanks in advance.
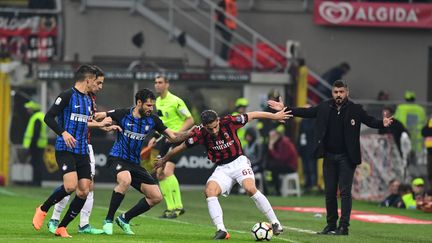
[207,155,254,197]
[88,144,96,177]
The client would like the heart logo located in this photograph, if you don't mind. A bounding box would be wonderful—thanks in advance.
[319,2,354,24]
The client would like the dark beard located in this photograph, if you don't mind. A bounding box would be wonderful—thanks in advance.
[335,97,347,105]
[138,108,146,117]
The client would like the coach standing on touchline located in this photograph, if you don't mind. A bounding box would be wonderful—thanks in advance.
[268,80,393,236]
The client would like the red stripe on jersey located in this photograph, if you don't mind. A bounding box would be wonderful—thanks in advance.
[186,114,247,164]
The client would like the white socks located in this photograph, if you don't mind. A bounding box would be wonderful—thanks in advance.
[251,191,279,225]
[51,191,95,228]
[80,191,94,227]
[51,195,70,221]
[206,197,226,232]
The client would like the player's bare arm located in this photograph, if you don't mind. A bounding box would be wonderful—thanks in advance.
[155,142,188,169]
[93,111,107,121]
[246,109,292,122]
[178,116,195,132]
[88,117,112,128]
[162,128,193,143]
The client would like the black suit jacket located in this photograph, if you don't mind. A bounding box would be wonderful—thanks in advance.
[291,99,385,165]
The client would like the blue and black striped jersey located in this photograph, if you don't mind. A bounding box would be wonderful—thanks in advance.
[44,87,93,154]
[108,108,167,164]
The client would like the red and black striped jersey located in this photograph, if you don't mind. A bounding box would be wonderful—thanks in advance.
[185,114,248,165]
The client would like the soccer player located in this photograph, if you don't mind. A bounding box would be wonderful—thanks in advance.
[96,88,192,235]
[32,64,99,238]
[156,109,292,240]
[46,66,120,234]
[154,75,194,218]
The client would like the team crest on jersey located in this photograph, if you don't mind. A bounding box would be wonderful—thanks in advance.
[224,132,229,139]
[145,125,150,131]
[188,138,194,144]
[62,163,67,171]
[116,164,122,171]
[351,119,356,126]
[55,97,62,105]
[88,106,91,113]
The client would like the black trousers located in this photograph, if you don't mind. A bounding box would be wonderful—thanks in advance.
[323,153,356,228]
[427,154,432,187]
[216,25,233,60]
[30,147,44,187]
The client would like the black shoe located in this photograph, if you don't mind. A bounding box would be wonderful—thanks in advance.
[159,210,177,219]
[317,225,337,235]
[174,208,186,216]
[272,223,283,235]
[213,230,231,240]
[333,226,349,235]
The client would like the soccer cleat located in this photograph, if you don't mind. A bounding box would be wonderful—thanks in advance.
[47,219,59,234]
[317,225,337,235]
[115,216,135,235]
[78,224,104,234]
[32,205,47,230]
[55,227,72,238]
[103,220,113,235]
[159,210,177,219]
[213,230,231,240]
[272,222,284,235]
[174,208,186,216]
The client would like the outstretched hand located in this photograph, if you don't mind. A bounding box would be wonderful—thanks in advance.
[267,96,285,111]
[383,116,393,127]
[274,107,293,123]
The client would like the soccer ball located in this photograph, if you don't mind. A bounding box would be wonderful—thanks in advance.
[251,222,273,241]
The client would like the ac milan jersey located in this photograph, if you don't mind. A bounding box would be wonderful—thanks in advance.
[185,114,248,164]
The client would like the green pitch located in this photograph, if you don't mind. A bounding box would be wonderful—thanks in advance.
[0,186,431,243]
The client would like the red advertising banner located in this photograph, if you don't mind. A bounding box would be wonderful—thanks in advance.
[0,12,59,62]
[314,0,432,29]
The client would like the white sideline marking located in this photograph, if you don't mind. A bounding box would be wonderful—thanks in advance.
[0,188,17,196]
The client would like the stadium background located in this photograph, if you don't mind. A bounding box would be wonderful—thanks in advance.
[0,0,432,242]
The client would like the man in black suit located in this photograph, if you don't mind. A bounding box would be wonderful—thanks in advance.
[268,80,393,236]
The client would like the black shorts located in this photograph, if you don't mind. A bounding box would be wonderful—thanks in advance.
[155,138,181,163]
[55,150,91,180]
[108,157,157,192]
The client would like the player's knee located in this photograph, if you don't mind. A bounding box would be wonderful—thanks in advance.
[150,194,163,205]
[117,177,131,188]
[245,186,258,196]
[205,187,219,197]
[64,185,77,193]
[76,189,89,198]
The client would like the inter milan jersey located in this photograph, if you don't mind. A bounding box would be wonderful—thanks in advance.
[45,87,93,154]
[185,114,248,165]
[108,108,167,164]
[87,93,97,143]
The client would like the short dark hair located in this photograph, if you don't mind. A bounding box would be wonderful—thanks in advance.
[333,80,348,88]
[383,105,395,114]
[75,64,97,82]
[135,88,156,105]
[340,62,351,70]
[156,75,169,83]
[201,110,218,125]
[92,65,104,77]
